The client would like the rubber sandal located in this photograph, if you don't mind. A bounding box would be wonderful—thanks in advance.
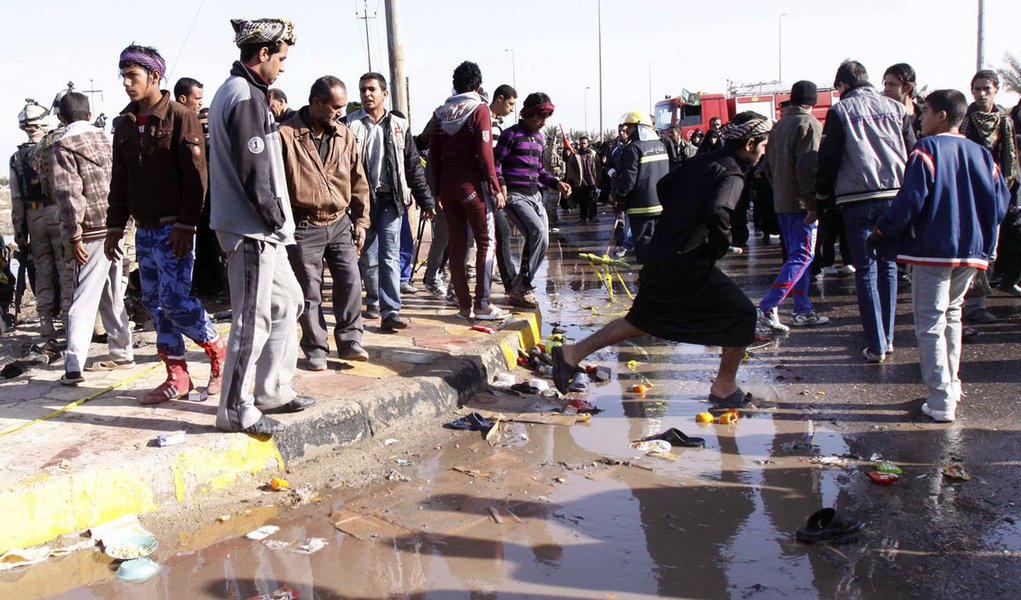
[85,360,136,372]
[795,507,866,543]
[551,345,577,395]
[640,427,705,448]
[443,412,494,432]
[708,388,753,409]
[568,372,588,393]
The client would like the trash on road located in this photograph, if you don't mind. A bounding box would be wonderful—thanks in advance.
[941,463,972,481]
[245,525,280,541]
[568,372,589,393]
[0,547,51,571]
[395,458,414,467]
[156,430,186,447]
[585,364,612,382]
[115,557,161,583]
[629,439,672,454]
[443,412,495,433]
[383,438,400,446]
[186,389,208,402]
[270,477,289,491]
[696,412,714,423]
[103,535,158,560]
[873,461,902,474]
[795,507,866,543]
[261,538,328,555]
[812,456,851,468]
[628,383,651,394]
[246,585,299,600]
[867,471,901,485]
[492,372,515,388]
[639,427,705,448]
[716,409,739,425]
[471,324,497,334]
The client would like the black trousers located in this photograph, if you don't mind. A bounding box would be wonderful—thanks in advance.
[286,215,363,358]
[575,185,597,221]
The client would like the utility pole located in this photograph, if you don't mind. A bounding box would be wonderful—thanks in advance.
[504,49,517,121]
[584,86,590,133]
[356,0,376,72]
[597,0,603,141]
[384,0,407,116]
[82,79,103,115]
[976,0,985,70]
[648,63,652,117]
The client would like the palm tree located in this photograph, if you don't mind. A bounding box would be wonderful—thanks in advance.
[997,51,1021,95]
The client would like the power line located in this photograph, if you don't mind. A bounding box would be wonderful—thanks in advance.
[167,0,207,81]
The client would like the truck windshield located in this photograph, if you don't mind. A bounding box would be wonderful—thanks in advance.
[679,104,702,127]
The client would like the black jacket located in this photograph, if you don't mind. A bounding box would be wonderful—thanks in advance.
[613,136,670,216]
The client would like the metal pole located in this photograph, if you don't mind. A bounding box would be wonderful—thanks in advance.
[648,63,652,117]
[504,49,517,121]
[359,0,373,71]
[598,0,603,141]
[384,0,407,116]
[977,0,985,70]
[585,86,590,133]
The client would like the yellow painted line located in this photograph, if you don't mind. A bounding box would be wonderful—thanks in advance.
[0,326,231,440]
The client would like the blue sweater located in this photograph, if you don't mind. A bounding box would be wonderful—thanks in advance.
[875,133,1010,269]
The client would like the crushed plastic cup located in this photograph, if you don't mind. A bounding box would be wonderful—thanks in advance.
[873,461,902,474]
[630,439,672,454]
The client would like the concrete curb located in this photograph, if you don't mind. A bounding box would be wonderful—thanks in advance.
[0,311,541,553]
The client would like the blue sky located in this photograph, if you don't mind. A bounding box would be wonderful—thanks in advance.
[3,0,1019,155]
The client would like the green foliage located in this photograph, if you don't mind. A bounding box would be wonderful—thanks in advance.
[997,52,1021,95]
[0,176,8,187]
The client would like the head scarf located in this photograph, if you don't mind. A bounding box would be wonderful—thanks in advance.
[721,116,773,141]
[119,47,166,79]
[231,18,297,47]
[521,102,555,119]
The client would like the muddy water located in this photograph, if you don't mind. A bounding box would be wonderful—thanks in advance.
[8,220,1021,599]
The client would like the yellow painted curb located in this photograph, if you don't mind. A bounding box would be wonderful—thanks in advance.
[0,469,157,553]
[172,436,285,502]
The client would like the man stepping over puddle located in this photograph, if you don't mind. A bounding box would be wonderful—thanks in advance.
[552,112,773,409]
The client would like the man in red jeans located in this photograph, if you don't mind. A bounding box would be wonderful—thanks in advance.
[428,61,509,321]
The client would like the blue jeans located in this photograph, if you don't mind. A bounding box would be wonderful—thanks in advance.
[842,199,897,355]
[136,225,217,356]
[399,209,413,283]
[759,212,817,314]
[360,197,403,319]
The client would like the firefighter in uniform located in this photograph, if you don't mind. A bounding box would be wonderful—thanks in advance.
[9,100,67,337]
[611,111,670,264]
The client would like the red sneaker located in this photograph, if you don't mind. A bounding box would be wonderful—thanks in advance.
[140,351,192,405]
[199,336,227,396]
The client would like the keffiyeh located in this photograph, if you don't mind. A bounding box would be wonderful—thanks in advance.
[119,47,166,79]
[521,102,555,119]
[721,117,773,141]
[231,18,297,47]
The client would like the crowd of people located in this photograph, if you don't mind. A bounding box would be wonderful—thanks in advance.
[5,16,1020,434]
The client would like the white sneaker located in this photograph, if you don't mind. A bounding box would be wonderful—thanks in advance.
[821,266,839,276]
[756,307,790,332]
[862,348,886,363]
[791,312,830,327]
[841,264,857,274]
[921,402,955,423]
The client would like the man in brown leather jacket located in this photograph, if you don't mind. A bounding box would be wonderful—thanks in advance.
[279,76,371,369]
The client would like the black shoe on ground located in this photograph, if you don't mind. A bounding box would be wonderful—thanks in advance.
[381,314,409,331]
[244,415,285,435]
[339,341,369,362]
[363,306,381,320]
[60,371,84,386]
[261,395,316,415]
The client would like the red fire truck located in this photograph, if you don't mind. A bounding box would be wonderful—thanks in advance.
[653,83,838,139]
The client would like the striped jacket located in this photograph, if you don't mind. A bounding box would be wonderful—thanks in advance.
[874,133,1010,269]
[49,121,113,243]
[493,124,560,193]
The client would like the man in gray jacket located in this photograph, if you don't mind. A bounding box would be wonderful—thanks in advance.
[209,18,313,435]
[757,81,830,332]
[816,60,913,363]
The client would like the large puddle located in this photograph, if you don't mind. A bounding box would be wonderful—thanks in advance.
[6,221,1019,599]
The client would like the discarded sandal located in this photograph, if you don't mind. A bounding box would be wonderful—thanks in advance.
[641,427,705,448]
[585,365,612,382]
[85,359,136,372]
[444,412,494,432]
[568,372,589,393]
[795,507,866,543]
[708,388,753,409]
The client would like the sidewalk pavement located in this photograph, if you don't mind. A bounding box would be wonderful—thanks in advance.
[0,290,541,553]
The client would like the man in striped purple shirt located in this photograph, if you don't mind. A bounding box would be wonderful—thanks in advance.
[493,92,571,308]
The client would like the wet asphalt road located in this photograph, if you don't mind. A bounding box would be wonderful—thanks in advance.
[11,210,1021,599]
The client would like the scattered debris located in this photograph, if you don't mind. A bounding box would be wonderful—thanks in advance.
[216,515,231,523]
[156,431,186,447]
[492,372,515,388]
[941,463,972,481]
[629,440,672,454]
[245,525,280,541]
[383,438,400,446]
[867,471,900,485]
[812,456,851,469]
[245,584,299,600]
[270,477,289,491]
[873,461,902,474]
[395,458,414,467]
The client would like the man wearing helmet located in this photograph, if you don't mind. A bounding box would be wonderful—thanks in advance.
[611,111,670,263]
[552,112,774,409]
[9,99,66,337]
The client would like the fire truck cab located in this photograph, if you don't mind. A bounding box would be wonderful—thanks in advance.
[654,84,838,140]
